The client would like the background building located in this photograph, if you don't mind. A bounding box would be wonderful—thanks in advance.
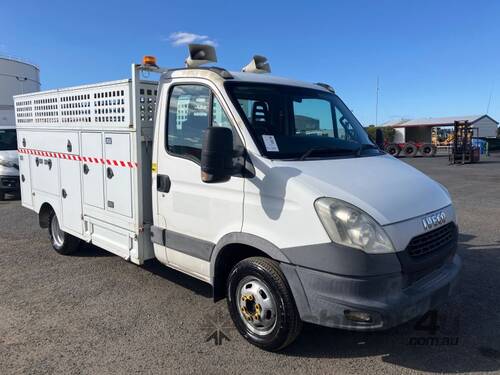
[383,115,498,143]
[0,56,40,128]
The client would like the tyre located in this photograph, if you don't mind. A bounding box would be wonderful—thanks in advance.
[0,191,4,201]
[402,142,418,157]
[384,143,401,156]
[48,211,80,255]
[421,143,436,157]
[227,257,302,351]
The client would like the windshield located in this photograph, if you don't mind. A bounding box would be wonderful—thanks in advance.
[226,82,379,159]
[0,129,17,151]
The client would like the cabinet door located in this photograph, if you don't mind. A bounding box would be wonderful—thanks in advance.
[104,133,132,217]
[60,158,83,234]
[81,132,104,209]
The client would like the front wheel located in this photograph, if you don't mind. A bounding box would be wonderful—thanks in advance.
[48,212,80,255]
[227,257,302,351]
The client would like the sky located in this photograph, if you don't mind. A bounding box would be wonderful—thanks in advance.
[1,0,500,126]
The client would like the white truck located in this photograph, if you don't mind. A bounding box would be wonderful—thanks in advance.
[0,126,20,200]
[14,45,461,351]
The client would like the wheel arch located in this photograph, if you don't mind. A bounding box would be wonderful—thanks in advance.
[211,233,290,301]
[38,202,55,228]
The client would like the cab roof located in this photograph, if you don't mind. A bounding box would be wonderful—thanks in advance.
[163,67,329,92]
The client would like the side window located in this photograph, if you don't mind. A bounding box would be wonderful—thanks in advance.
[213,96,244,160]
[167,85,210,161]
[212,97,232,129]
[167,86,243,164]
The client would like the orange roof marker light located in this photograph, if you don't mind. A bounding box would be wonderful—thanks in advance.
[142,55,158,67]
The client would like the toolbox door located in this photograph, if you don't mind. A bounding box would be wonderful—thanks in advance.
[103,133,132,217]
[60,157,83,235]
[81,132,105,209]
[18,153,33,208]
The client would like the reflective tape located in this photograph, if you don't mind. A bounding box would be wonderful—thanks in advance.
[17,148,138,168]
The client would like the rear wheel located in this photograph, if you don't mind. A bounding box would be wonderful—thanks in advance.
[227,257,302,351]
[0,192,4,201]
[48,212,80,255]
[402,142,418,157]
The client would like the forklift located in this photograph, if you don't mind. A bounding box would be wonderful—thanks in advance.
[449,120,480,164]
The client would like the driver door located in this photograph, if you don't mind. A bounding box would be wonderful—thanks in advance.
[155,82,244,281]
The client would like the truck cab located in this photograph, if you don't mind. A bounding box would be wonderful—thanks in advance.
[14,46,461,351]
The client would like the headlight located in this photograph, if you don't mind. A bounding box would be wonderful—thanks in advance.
[314,198,395,254]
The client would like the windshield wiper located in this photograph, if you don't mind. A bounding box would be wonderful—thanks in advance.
[299,147,354,161]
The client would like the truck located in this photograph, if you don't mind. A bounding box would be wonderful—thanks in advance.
[0,126,19,200]
[14,45,461,351]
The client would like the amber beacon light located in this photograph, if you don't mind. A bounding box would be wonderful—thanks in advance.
[142,55,157,66]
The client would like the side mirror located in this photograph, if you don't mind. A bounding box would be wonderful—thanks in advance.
[375,128,385,149]
[201,127,233,183]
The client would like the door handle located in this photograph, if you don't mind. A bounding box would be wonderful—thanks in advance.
[62,189,67,199]
[83,164,89,175]
[106,167,114,179]
[157,174,171,193]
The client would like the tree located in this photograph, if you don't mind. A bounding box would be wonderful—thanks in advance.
[365,126,396,143]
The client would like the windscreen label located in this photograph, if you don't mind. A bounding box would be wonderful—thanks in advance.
[262,135,279,152]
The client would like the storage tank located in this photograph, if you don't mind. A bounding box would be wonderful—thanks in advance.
[0,56,40,127]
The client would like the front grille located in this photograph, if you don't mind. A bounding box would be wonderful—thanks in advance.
[406,222,456,257]
[0,176,19,188]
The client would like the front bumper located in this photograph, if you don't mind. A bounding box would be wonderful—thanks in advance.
[281,253,461,331]
[0,175,19,193]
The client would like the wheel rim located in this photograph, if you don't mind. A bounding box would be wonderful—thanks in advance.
[236,276,277,336]
[51,215,64,247]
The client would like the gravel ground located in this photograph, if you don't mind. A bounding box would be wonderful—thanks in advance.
[1,154,500,374]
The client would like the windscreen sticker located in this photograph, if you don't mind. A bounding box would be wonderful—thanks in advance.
[262,135,279,152]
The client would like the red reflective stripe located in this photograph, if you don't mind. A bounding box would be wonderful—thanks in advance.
[19,148,138,168]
